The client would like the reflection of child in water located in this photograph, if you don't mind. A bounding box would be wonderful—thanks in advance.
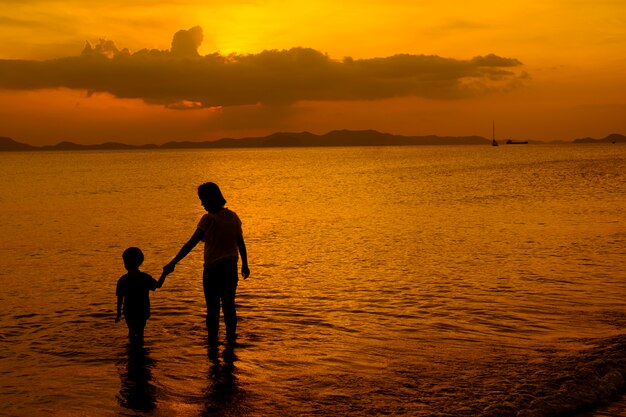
[115,247,166,345]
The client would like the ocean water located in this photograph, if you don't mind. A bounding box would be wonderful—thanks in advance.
[0,144,625,417]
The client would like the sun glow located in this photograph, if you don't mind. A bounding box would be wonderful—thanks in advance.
[0,0,625,144]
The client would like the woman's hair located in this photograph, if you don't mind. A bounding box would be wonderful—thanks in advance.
[198,182,227,213]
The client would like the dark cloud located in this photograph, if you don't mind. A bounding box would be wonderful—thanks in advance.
[171,26,203,58]
[0,15,37,27]
[0,27,526,109]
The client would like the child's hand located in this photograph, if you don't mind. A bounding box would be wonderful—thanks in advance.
[241,265,250,279]
[163,263,175,276]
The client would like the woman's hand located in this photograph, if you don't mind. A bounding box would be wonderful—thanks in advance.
[163,262,176,276]
[241,264,250,279]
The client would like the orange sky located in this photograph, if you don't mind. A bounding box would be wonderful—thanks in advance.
[1,0,625,145]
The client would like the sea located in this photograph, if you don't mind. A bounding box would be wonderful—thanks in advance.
[0,144,625,417]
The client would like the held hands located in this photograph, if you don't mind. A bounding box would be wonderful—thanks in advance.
[158,262,175,288]
[162,260,249,278]
[163,262,175,276]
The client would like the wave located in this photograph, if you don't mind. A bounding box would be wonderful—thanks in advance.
[484,335,626,417]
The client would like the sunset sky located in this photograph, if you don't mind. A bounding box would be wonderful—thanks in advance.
[1,0,625,145]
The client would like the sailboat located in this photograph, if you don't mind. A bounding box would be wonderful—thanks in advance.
[491,121,499,146]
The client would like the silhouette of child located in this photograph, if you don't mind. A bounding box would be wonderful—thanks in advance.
[163,182,249,347]
[116,247,166,345]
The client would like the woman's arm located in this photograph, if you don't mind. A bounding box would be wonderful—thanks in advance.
[237,234,250,279]
[163,228,204,275]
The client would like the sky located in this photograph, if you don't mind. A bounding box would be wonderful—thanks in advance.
[1,0,625,145]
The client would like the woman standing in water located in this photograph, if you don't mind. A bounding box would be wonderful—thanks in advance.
[163,182,250,347]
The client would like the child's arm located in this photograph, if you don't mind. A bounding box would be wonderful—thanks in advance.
[237,234,250,279]
[156,271,167,288]
[115,296,123,322]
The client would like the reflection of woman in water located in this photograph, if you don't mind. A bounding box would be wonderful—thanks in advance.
[204,343,244,415]
[163,182,250,347]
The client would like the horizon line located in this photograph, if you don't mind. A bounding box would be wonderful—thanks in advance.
[1,129,625,150]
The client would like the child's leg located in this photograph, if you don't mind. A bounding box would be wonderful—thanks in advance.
[125,317,134,343]
[126,317,144,345]
[129,324,139,344]
[136,321,146,345]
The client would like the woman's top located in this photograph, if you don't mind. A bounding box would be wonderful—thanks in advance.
[197,208,242,267]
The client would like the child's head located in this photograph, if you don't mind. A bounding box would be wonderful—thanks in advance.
[122,247,144,271]
[198,182,226,213]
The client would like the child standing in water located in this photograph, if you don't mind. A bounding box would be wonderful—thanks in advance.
[115,247,166,345]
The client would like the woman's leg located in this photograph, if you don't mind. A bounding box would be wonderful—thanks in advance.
[220,261,239,342]
[203,267,221,345]
[204,260,239,344]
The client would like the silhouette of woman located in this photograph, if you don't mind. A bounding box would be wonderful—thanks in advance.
[163,182,250,347]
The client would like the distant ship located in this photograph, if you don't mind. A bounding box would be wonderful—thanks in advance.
[506,139,529,145]
[492,121,498,147]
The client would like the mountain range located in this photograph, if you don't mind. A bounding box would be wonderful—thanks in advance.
[1,130,625,151]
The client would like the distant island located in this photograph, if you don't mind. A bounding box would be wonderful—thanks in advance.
[1,130,625,152]
[571,133,626,144]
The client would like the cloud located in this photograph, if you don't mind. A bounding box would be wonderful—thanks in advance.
[0,27,526,109]
[0,16,37,27]
[171,26,203,58]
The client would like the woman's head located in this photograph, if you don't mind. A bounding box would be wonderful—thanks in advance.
[198,182,227,213]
